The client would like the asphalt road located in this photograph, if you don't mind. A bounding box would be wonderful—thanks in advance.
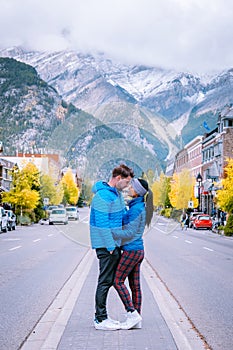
[144,215,233,350]
[1,209,232,350]
[0,209,90,350]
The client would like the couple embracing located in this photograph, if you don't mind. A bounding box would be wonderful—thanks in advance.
[90,164,153,331]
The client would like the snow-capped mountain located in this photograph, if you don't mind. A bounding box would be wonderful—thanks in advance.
[0,56,169,179]
[2,47,231,117]
[0,47,232,177]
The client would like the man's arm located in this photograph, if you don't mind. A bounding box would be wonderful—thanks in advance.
[91,194,116,251]
[112,209,142,241]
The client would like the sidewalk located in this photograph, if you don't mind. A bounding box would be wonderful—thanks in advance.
[22,249,205,350]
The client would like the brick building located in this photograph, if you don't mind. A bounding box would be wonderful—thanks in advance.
[170,105,233,214]
[201,105,233,213]
[173,135,203,178]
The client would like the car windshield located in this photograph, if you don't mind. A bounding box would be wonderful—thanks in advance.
[51,209,65,214]
[66,208,76,212]
[198,216,211,220]
[49,205,57,209]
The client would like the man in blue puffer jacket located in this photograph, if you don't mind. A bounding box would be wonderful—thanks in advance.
[90,164,134,331]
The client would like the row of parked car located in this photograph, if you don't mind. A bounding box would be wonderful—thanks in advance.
[40,205,80,225]
[0,207,16,233]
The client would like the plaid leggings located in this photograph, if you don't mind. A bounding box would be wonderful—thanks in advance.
[114,250,144,313]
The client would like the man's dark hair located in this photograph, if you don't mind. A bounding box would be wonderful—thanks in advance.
[112,164,134,178]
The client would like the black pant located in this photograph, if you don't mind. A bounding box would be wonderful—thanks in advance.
[95,247,121,321]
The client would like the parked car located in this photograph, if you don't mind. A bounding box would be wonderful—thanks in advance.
[0,207,7,233]
[49,208,68,225]
[5,210,16,231]
[189,212,203,228]
[66,206,79,220]
[47,205,58,215]
[193,214,213,230]
[39,218,49,225]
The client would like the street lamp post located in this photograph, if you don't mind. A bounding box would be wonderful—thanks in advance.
[196,173,203,211]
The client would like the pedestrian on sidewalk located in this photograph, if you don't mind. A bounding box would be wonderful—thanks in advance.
[90,164,134,331]
[180,211,188,230]
[113,178,154,330]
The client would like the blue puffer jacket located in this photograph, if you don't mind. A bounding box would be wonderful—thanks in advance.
[112,196,146,251]
[90,181,126,251]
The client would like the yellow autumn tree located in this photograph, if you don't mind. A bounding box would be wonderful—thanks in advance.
[145,169,155,187]
[152,172,171,208]
[169,169,198,210]
[152,178,161,207]
[53,182,64,205]
[2,163,40,214]
[217,158,233,213]
[40,174,64,205]
[61,168,79,205]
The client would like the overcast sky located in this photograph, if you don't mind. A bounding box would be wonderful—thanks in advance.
[0,0,232,73]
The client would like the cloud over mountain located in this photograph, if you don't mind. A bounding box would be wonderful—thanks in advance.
[0,0,233,73]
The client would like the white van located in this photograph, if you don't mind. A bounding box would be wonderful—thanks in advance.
[0,207,8,233]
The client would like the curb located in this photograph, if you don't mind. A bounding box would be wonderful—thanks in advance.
[142,259,209,350]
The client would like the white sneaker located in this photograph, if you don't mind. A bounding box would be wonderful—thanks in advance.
[132,320,142,329]
[108,317,120,325]
[94,318,121,331]
[120,310,142,330]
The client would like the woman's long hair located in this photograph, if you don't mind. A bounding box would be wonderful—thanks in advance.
[138,178,154,227]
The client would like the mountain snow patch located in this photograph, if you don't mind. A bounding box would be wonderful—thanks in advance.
[170,113,189,136]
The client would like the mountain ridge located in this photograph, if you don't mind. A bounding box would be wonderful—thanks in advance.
[0,57,167,179]
[1,47,231,127]
[0,47,232,179]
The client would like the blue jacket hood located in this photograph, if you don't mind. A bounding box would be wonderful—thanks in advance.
[92,181,118,195]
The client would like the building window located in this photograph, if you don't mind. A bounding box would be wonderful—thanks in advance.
[214,142,223,157]
[211,147,214,158]
[223,119,233,128]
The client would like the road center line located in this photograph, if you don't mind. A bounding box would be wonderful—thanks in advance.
[79,215,89,223]
[3,238,20,241]
[203,246,214,252]
[185,240,192,244]
[33,239,41,243]
[9,245,22,251]
[48,234,54,237]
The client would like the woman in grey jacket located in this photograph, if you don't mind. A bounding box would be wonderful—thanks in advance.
[113,178,153,330]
